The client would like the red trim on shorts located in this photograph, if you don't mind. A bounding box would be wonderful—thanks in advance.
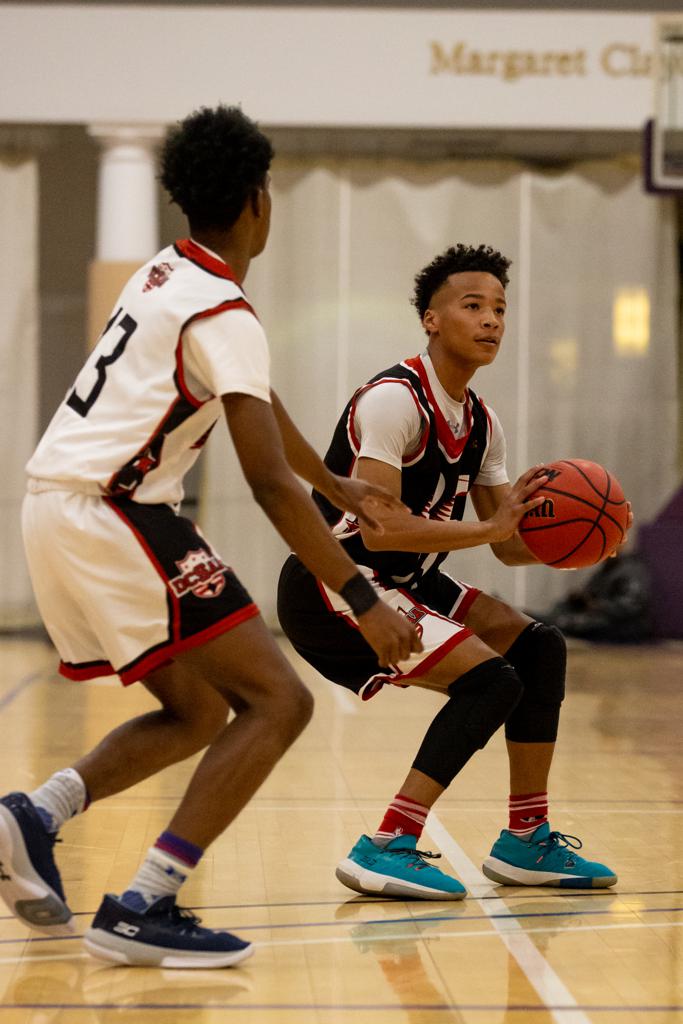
[452,586,481,620]
[59,660,117,681]
[104,497,182,644]
[118,602,260,685]
[398,625,473,679]
[316,578,363,633]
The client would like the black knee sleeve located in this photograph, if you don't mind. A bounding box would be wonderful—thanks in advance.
[504,622,566,743]
[412,657,523,789]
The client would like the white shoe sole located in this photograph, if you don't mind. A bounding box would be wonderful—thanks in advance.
[83,928,254,968]
[0,804,74,935]
[482,855,617,888]
[336,858,466,900]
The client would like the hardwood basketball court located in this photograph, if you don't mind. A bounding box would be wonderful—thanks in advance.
[0,632,681,1023]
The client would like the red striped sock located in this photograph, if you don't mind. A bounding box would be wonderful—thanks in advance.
[508,791,548,839]
[373,793,429,847]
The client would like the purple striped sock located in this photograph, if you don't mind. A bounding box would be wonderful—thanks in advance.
[155,830,204,868]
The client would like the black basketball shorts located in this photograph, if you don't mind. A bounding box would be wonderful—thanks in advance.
[278,554,480,700]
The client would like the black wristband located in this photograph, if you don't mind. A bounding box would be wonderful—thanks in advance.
[339,572,379,617]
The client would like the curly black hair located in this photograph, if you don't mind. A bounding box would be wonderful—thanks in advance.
[159,105,274,232]
[411,244,511,321]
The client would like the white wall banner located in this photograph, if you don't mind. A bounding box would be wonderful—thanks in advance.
[0,5,675,130]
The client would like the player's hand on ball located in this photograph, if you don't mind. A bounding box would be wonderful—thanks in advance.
[489,466,549,542]
[356,601,424,667]
[609,500,634,557]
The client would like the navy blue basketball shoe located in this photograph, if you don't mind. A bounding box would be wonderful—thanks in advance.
[83,894,253,968]
[0,792,74,934]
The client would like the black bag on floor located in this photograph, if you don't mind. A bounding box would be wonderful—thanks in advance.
[536,553,654,643]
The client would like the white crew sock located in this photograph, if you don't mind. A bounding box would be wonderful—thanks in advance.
[29,768,88,833]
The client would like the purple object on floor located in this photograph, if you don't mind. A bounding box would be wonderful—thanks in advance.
[639,485,683,638]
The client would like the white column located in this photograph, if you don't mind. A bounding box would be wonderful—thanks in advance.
[88,124,164,261]
[86,124,164,347]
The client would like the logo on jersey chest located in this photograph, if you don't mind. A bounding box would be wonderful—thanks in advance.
[170,549,227,599]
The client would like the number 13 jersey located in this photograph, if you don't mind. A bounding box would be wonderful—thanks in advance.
[27,239,271,505]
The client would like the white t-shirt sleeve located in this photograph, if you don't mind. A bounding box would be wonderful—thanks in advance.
[474,405,509,486]
[353,382,424,470]
[182,308,271,403]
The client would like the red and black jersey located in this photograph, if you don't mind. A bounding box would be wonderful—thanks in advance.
[314,354,493,588]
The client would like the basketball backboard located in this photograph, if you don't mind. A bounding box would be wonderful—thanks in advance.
[646,16,683,192]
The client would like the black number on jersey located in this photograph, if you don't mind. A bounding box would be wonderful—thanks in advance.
[66,309,138,417]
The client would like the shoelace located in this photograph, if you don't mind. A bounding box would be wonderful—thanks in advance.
[536,831,583,862]
[165,903,204,933]
[385,847,442,872]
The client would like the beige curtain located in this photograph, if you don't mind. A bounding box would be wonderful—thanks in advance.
[200,156,679,626]
[0,154,39,627]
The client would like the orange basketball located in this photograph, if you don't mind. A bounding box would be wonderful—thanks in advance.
[518,459,628,569]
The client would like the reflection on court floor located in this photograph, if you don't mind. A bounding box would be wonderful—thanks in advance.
[0,634,681,1024]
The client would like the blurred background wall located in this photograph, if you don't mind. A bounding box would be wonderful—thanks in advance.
[0,0,681,629]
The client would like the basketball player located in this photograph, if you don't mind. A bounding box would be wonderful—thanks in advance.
[278,244,632,900]
[0,105,422,967]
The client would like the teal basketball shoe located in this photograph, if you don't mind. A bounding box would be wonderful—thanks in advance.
[482,823,617,888]
[335,834,466,900]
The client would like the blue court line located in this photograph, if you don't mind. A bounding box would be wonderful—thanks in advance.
[2,887,677,925]
[188,903,683,934]
[0,1003,680,1013]
[0,671,44,712]
[1,903,681,945]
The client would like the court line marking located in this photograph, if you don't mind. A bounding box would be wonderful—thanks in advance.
[0,670,44,711]
[257,917,683,947]
[1,899,680,939]
[1,920,683,967]
[329,683,358,716]
[426,811,590,1024]
[0,1000,681,1013]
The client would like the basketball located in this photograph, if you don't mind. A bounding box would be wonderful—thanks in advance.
[518,459,628,569]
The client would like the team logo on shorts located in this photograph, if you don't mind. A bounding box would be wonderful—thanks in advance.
[169,549,227,599]
[401,605,426,639]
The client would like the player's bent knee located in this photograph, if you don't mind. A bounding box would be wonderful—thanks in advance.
[450,657,524,748]
[268,677,314,744]
[504,622,566,743]
[412,657,522,788]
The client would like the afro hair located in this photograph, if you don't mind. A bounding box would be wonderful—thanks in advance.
[159,105,274,232]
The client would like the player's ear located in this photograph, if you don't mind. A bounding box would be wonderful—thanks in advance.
[249,188,262,216]
[422,308,437,335]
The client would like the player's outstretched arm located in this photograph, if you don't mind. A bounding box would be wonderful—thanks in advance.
[356,458,548,556]
[269,389,407,532]
[222,392,422,665]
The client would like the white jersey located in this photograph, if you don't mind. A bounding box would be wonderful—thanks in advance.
[27,239,271,505]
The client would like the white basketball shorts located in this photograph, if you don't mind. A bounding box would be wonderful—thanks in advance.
[22,487,259,685]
